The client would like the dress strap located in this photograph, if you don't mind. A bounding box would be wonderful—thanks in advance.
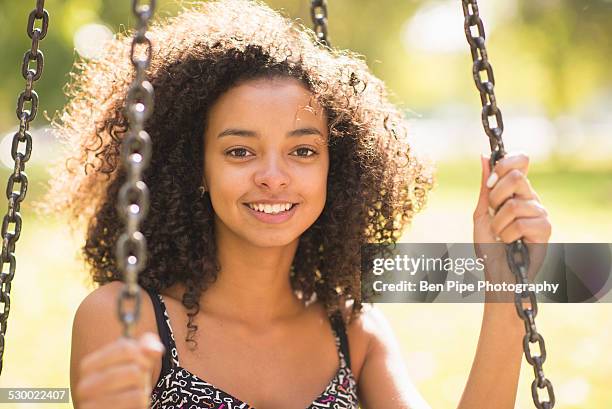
[144,287,181,373]
[330,311,352,371]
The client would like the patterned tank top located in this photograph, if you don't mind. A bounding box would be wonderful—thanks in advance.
[145,288,359,409]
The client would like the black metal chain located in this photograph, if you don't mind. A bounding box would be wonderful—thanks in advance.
[116,0,156,339]
[461,1,555,408]
[0,0,49,376]
[310,0,330,47]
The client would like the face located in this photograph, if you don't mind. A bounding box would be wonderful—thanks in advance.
[203,77,329,248]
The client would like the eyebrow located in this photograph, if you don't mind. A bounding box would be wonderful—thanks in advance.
[217,127,323,138]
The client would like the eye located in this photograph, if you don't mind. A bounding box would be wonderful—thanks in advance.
[225,147,253,158]
[292,147,318,157]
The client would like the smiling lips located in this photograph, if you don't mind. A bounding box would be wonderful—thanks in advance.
[243,201,298,224]
[247,202,295,214]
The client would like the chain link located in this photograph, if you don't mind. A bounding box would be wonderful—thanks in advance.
[0,0,49,376]
[461,2,555,408]
[116,0,155,338]
[310,0,330,47]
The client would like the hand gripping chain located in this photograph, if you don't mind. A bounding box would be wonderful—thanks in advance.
[461,2,555,407]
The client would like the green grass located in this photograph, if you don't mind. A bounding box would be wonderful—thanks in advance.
[0,158,610,408]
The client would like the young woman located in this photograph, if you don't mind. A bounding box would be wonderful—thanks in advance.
[49,1,551,408]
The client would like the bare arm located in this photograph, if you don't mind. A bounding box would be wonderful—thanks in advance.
[356,303,525,409]
[460,151,551,408]
[457,302,524,409]
[70,282,160,407]
[360,153,547,407]
[71,282,123,400]
[356,305,431,409]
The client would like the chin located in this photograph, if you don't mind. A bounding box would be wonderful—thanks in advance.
[243,231,300,248]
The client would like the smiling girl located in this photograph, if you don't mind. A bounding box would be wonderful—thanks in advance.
[46,1,551,408]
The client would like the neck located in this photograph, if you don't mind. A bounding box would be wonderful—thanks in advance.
[200,221,305,327]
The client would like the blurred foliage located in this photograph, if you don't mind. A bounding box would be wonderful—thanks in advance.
[0,0,611,130]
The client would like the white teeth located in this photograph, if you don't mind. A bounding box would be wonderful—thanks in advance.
[248,203,294,214]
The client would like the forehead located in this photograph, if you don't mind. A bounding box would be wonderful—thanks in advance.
[205,77,327,130]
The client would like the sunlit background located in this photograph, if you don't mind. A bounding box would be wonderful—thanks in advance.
[0,0,610,408]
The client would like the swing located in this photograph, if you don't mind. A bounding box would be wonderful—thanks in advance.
[460,2,554,407]
[0,1,556,408]
[0,0,49,375]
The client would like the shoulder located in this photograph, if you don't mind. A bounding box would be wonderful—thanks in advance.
[344,302,397,352]
[354,303,397,349]
[73,281,158,334]
[338,301,395,382]
[74,281,124,319]
[70,282,159,391]
[347,304,431,409]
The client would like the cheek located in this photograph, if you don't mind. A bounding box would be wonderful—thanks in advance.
[205,149,237,182]
[209,174,246,208]
[300,160,329,206]
[204,155,242,209]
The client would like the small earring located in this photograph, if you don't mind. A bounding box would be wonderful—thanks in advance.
[198,185,207,198]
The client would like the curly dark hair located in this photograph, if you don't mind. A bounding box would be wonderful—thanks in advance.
[41,0,435,348]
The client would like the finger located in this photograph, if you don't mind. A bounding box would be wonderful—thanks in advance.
[136,332,165,392]
[77,362,149,401]
[491,198,548,237]
[80,387,150,409]
[499,217,552,244]
[488,169,539,211]
[138,332,165,364]
[474,154,493,220]
[486,152,530,189]
[79,337,152,379]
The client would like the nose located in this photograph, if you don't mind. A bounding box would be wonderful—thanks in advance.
[253,153,290,191]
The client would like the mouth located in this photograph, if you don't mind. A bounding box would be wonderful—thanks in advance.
[242,202,299,224]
